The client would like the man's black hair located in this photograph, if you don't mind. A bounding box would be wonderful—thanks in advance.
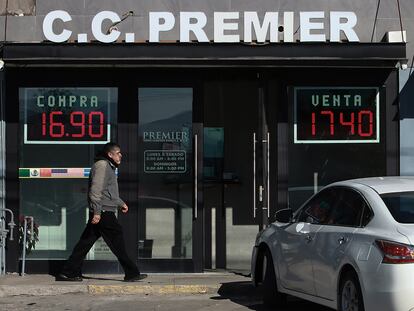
[94,142,121,166]
[102,142,120,155]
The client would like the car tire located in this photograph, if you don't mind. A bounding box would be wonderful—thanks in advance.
[262,247,286,308]
[338,271,365,311]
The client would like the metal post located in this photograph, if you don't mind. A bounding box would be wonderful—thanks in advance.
[0,208,16,276]
[21,218,27,276]
[21,216,34,277]
[314,172,318,194]
[0,216,5,275]
[0,62,6,276]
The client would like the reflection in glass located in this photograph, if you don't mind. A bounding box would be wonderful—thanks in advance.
[288,86,386,212]
[19,87,118,260]
[138,88,193,259]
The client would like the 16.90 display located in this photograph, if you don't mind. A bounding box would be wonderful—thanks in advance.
[22,88,111,144]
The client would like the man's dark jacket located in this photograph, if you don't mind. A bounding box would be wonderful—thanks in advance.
[88,157,125,215]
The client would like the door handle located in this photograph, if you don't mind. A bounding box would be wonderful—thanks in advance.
[305,234,313,243]
[194,134,198,219]
[266,132,270,218]
[259,185,264,202]
[253,132,257,218]
[338,236,347,245]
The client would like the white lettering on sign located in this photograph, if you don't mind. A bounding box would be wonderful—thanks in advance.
[180,12,209,42]
[43,10,360,43]
[36,95,99,108]
[92,11,121,43]
[300,11,326,42]
[214,12,240,43]
[149,12,175,42]
[244,12,278,43]
[311,94,362,107]
[43,10,72,42]
[330,12,359,42]
[143,131,189,143]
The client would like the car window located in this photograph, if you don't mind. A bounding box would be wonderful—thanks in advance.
[361,201,373,226]
[381,192,414,223]
[328,188,366,227]
[297,188,336,225]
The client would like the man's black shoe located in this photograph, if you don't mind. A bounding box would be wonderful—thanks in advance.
[55,273,83,282]
[124,273,147,282]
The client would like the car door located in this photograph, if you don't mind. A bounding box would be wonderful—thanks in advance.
[312,187,367,300]
[278,188,336,295]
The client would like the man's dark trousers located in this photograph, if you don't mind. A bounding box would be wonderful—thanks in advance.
[61,211,139,278]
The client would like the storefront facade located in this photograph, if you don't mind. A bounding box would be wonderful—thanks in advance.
[0,0,412,274]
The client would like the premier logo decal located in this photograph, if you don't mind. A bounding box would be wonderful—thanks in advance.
[43,10,360,44]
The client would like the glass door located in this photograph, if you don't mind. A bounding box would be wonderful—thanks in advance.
[203,76,271,271]
[137,88,196,270]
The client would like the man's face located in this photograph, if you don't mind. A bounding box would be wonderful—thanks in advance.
[108,147,122,165]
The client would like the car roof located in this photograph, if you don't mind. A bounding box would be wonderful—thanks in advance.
[330,176,414,194]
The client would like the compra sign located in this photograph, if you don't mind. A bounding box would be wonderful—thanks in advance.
[43,10,360,44]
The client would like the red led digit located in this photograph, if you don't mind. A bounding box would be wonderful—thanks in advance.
[311,112,316,136]
[358,110,374,137]
[88,111,104,138]
[339,112,355,135]
[70,111,85,138]
[49,111,64,138]
[320,110,334,136]
[42,112,47,136]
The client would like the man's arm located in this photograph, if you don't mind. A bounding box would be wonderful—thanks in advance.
[89,160,108,219]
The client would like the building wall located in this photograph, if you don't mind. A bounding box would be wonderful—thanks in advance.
[1,0,414,170]
[0,0,413,58]
[1,0,414,174]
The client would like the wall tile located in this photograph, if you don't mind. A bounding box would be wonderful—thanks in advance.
[85,0,231,17]
[0,16,4,40]
[36,0,86,15]
[230,0,279,12]
[6,16,36,41]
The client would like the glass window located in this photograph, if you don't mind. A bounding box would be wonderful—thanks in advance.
[381,192,414,224]
[138,88,193,259]
[297,188,336,224]
[288,86,386,212]
[329,188,366,227]
[19,87,117,260]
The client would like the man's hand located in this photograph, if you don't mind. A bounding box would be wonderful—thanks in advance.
[121,204,128,213]
[91,214,101,224]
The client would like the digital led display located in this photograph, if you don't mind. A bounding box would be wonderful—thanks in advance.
[294,87,379,144]
[22,88,112,144]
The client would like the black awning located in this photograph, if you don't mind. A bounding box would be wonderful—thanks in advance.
[2,42,406,68]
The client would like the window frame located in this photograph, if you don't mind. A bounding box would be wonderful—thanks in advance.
[293,186,374,228]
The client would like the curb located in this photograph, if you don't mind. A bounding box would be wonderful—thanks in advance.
[0,284,221,298]
[0,285,88,297]
[88,284,220,295]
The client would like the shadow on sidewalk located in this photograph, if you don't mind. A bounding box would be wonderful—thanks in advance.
[81,275,124,282]
[212,281,332,311]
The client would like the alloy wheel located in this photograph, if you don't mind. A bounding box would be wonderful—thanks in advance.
[341,279,360,311]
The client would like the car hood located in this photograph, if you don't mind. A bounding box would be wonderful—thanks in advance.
[396,225,414,245]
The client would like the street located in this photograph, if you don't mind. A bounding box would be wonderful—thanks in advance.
[1,279,333,311]
[1,293,333,311]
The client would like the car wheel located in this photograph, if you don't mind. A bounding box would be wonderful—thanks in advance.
[262,248,286,308]
[338,271,365,311]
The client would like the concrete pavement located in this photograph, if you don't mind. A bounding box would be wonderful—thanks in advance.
[0,272,252,298]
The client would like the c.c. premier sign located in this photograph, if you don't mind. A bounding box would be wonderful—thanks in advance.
[43,10,360,44]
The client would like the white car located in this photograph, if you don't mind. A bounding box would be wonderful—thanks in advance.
[251,177,414,311]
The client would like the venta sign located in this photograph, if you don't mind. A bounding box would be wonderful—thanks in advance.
[43,10,360,44]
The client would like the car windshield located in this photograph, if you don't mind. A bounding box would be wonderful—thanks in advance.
[380,191,414,223]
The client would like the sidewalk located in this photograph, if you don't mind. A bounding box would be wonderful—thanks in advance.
[0,272,252,298]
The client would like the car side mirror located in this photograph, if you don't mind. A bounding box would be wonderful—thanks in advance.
[275,208,293,223]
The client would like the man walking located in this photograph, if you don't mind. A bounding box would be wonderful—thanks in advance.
[57,142,146,282]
